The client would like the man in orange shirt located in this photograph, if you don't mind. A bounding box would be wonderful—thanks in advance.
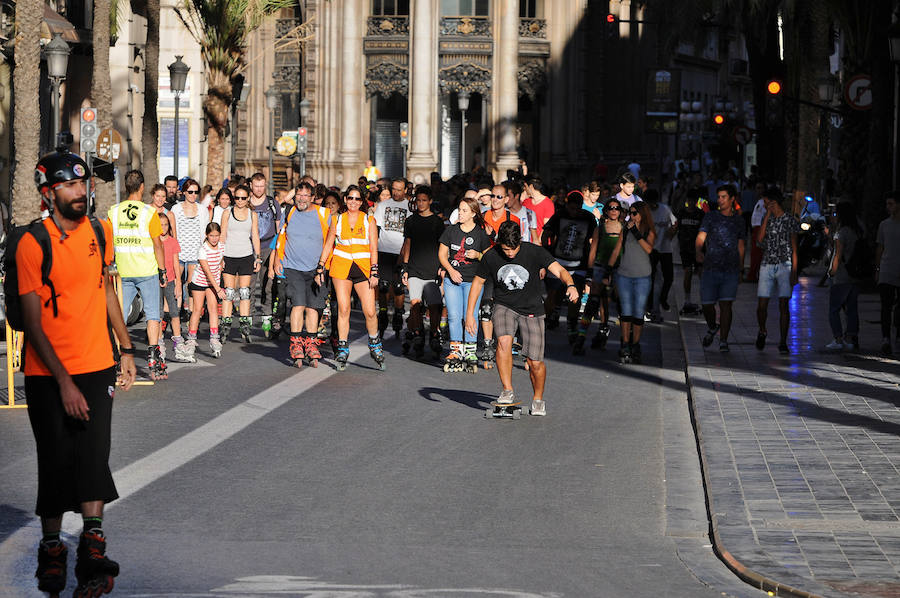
[19,149,136,597]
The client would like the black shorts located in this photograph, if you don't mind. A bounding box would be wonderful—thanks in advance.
[188,282,209,293]
[347,262,369,285]
[376,252,400,285]
[284,268,327,309]
[680,248,698,269]
[223,255,255,276]
[26,367,118,517]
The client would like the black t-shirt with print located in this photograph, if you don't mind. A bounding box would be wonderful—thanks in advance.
[439,223,493,282]
[477,243,555,316]
[403,213,446,279]
[542,210,596,270]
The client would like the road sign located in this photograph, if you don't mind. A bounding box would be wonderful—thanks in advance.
[844,75,872,111]
[732,126,752,145]
[275,135,297,157]
[96,128,123,162]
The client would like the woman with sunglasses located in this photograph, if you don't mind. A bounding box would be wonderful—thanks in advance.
[220,184,262,343]
[170,178,211,317]
[603,201,655,364]
[316,185,384,370]
[573,199,624,354]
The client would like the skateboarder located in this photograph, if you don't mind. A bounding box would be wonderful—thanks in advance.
[465,220,578,416]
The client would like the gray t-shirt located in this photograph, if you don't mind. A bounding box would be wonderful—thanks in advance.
[832,225,858,285]
[876,217,900,286]
[617,231,652,278]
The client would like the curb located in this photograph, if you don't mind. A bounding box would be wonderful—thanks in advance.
[675,309,826,598]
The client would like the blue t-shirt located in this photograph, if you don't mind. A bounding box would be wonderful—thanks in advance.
[582,200,603,224]
[282,210,326,272]
[699,210,746,272]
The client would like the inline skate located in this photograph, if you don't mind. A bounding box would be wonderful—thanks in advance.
[368,335,386,370]
[209,333,223,358]
[335,340,350,371]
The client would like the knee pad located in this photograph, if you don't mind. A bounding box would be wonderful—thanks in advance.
[378,279,391,293]
[479,302,493,322]
[224,287,237,302]
[238,286,252,301]
[393,281,405,295]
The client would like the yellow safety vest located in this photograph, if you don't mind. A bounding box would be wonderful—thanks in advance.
[108,200,157,278]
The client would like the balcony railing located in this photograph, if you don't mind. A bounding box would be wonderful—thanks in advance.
[519,17,546,39]
[367,15,410,37]
[440,16,491,37]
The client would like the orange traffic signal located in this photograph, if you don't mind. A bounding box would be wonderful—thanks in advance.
[767,80,782,95]
[713,113,725,126]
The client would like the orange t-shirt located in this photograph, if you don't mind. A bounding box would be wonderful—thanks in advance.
[483,208,521,245]
[16,217,115,376]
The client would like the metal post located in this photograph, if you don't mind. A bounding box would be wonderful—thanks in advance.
[460,107,467,175]
[173,92,181,180]
[50,78,61,145]
[230,101,237,177]
[300,151,306,178]
[894,63,900,190]
[268,117,275,197]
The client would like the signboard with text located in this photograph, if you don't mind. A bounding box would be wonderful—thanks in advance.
[645,69,681,134]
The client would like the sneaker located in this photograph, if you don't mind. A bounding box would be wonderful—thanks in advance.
[825,339,845,351]
[643,312,653,323]
[847,336,859,351]
[719,341,730,353]
[702,324,720,347]
[530,399,546,416]
[497,389,515,405]
[778,343,789,355]
[755,331,767,350]
[36,539,68,593]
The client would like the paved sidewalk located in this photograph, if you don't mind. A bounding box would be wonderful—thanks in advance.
[676,272,900,598]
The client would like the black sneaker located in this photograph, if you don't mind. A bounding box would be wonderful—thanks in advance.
[36,539,68,593]
[74,530,119,598]
[755,331,767,350]
[778,343,789,355]
[719,341,730,353]
[702,324,720,347]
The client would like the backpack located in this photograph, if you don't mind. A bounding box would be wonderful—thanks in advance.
[3,216,106,331]
[844,232,874,280]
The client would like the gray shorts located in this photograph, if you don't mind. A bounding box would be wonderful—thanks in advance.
[492,303,545,361]
[284,268,326,310]
[407,277,442,306]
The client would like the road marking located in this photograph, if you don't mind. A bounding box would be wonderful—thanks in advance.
[0,335,371,590]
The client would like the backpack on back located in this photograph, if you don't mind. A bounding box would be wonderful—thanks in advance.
[3,217,107,331]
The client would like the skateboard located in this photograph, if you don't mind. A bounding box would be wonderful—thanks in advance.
[484,401,523,419]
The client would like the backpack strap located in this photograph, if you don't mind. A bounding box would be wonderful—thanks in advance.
[88,216,107,269]
[27,222,59,318]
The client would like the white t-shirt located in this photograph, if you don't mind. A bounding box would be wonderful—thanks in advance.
[212,205,228,225]
[651,204,677,253]
[616,192,641,211]
[373,199,411,255]
[750,199,767,227]
[509,204,537,243]
[192,241,225,287]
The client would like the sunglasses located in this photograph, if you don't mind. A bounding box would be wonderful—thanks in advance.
[629,210,638,215]
[234,195,249,199]
[346,196,363,201]
[184,190,199,195]
[492,194,506,200]
[608,206,620,211]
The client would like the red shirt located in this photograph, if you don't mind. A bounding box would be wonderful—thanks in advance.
[523,195,556,232]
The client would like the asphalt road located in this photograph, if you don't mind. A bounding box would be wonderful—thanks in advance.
[0,316,765,597]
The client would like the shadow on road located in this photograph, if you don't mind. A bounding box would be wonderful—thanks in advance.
[418,386,494,411]
[0,504,33,544]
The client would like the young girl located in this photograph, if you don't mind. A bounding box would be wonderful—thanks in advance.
[159,215,186,363]
[185,223,226,359]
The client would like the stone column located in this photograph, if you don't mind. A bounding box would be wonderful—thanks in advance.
[338,0,364,180]
[406,0,439,184]
[493,0,520,179]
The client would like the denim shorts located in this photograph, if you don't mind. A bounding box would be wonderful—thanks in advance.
[615,274,651,318]
[122,274,162,321]
[700,270,740,304]
[757,261,794,298]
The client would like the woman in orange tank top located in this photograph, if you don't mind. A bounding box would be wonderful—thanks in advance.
[316,185,384,369]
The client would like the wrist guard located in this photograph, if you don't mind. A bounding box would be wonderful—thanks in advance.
[630,226,644,241]
[158,268,167,285]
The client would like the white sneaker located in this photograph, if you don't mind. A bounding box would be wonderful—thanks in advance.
[825,339,845,351]
[497,389,515,405]
[530,399,546,416]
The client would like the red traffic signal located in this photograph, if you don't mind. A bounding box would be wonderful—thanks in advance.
[606,13,616,23]
[713,113,725,126]
[298,127,307,136]
[766,80,782,95]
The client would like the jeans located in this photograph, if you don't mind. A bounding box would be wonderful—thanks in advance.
[828,282,859,338]
[122,274,162,322]
[615,274,652,318]
[443,279,483,343]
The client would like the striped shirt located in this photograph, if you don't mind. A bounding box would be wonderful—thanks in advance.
[192,241,225,287]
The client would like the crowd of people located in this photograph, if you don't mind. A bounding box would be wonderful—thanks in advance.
[11,141,900,596]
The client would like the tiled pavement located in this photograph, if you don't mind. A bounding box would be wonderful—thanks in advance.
[676,273,900,598]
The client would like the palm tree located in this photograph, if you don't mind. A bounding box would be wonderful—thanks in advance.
[11,0,43,223]
[136,0,161,186]
[91,0,116,214]
[175,0,296,187]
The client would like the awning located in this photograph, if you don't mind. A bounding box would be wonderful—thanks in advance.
[40,5,78,44]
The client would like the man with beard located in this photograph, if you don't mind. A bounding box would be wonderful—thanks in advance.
[19,149,136,596]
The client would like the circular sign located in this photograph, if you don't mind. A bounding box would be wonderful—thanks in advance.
[96,128,123,162]
[733,125,752,145]
[844,75,873,111]
[275,135,297,157]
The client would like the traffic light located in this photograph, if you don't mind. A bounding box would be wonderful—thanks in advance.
[297,126,308,154]
[399,122,409,147]
[80,107,98,154]
[605,13,619,39]
[765,79,783,128]
[712,113,726,127]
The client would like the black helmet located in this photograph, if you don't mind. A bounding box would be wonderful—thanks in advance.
[34,148,90,193]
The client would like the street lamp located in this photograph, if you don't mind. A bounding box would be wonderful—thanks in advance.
[43,33,70,146]
[817,74,836,104]
[299,98,311,177]
[229,74,246,176]
[265,85,280,196]
[168,56,190,180]
[458,90,470,175]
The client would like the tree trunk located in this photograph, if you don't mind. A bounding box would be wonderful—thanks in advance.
[203,79,231,187]
[11,0,43,223]
[91,0,116,213]
[140,0,161,186]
